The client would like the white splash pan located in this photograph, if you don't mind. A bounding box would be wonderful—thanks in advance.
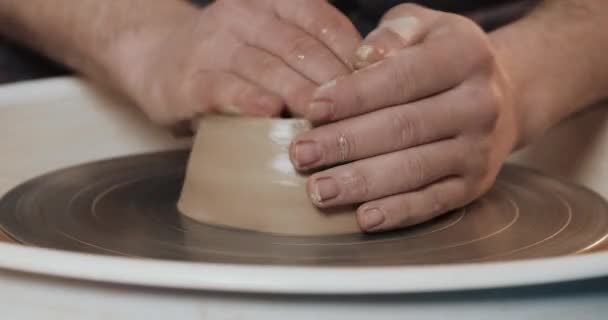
[1,78,608,319]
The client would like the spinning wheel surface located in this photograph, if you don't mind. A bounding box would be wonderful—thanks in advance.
[1,150,608,266]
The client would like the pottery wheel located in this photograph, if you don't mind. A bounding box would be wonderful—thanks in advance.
[1,150,608,266]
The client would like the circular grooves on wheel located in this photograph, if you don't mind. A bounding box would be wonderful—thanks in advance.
[1,150,608,266]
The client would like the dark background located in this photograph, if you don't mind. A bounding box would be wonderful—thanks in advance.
[0,0,536,85]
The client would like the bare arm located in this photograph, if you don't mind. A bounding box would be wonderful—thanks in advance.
[0,0,196,89]
[0,0,362,123]
[289,0,608,232]
[490,0,608,145]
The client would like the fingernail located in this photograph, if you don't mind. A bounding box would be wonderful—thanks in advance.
[307,100,334,122]
[379,16,419,42]
[311,177,340,205]
[292,141,321,169]
[360,208,385,231]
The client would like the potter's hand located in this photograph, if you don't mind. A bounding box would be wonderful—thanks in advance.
[111,0,360,125]
[290,4,520,232]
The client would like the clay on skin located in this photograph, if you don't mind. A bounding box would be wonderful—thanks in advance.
[356,16,420,63]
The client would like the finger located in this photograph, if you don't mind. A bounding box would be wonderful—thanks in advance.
[272,0,362,69]
[236,7,352,85]
[355,4,438,68]
[357,177,468,232]
[306,139,463,208]
[191,71,284,117]
[230,45,316,116]
[307,33,475,123]
[290,89,465,171]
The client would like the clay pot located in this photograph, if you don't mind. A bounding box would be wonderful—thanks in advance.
[178,115,359,236]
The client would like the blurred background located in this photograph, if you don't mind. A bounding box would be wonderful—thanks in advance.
[0,0,537,85]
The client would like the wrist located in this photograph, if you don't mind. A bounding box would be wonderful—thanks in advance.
[489,33,538,149]
[490,25,580,148]
[489,1,608,148]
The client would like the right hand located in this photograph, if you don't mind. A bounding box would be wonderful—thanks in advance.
[108,0,361,125]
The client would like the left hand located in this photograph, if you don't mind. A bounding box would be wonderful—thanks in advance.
[289,4,521,232]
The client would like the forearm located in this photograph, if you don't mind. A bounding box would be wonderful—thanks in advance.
[0,0,197,86]
[490,0,608,146]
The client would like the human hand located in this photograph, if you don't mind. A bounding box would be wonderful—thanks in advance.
[109,0,361,125]
[290,4,520,232]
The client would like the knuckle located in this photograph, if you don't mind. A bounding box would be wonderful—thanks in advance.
[335,129,357,163]
[463,171,495,199]
[401,152,428,188]
[285,83,311,104]
[341,168,371,201]
[448,144,467,172]
[473,41,496,72]
[453,13,478,28]
[389,62,416,101]
[210,0,248,19]
[282,35,319,59]
[445,13,482,36]
[452,182,473,208]
[441,15,495,71]
[428,188,448,215]
[463,139,492,179]
[483,81,504,107]
[461,32,495,70]
[348,77,373,115]
[172,75,200,120]
[391,109,420,149]
[483,93,502,132]
[482,86,502,130]
[351,80,367,113]
[471,82,502,133]
[395,210,412,228]
[234,85,259,105]
[312,12,352,36]
[480,173,499,195]
[142,95,173,125]
[258,53,282,71]
[229,45,251,71]
[391,200,411,221]
[284,84,315,114]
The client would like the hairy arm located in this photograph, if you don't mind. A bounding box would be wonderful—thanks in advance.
[0,0,362,124]
[0,0,196,88]
[490,0,608,146]
[287,1,608,232]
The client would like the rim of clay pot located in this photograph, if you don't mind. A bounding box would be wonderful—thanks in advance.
[196,115,311,127]
[181,114,361,236]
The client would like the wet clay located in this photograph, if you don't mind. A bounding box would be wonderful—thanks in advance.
[178,116,360,236]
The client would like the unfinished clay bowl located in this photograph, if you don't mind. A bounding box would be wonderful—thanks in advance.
[178,115,359,236]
